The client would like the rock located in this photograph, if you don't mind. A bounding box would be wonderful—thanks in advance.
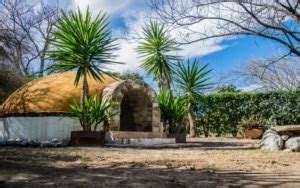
[281,135,290,141]
[285,137,300,152]
[40,141,52,147]
[19,139,28,146]
[61,139,69,147]
[15,138,22,142]
[261,130,283,151]
[6,139,17,145]
[51,138,60,144]
[105,131,114,144]
[51,138,62,147]
[271,125,300,133]
[28,140,40,146]
[0,140,6,145]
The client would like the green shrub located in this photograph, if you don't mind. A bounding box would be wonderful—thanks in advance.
[70,94,113,131]
[195,90,300,137]
[158,89,187,133]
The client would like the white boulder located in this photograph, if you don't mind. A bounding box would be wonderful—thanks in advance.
[285,137,300,152]
[261,130,283,151]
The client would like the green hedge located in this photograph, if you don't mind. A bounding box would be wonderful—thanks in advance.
[195,90,300,137]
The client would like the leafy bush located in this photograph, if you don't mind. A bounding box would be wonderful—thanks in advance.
[158,89,187,133]
[70,95,112,131]
[195,90,300,137]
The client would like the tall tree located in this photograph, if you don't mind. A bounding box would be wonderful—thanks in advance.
[150,0,300,60]
[136,21,180,90]
[174,59,211,137]
[0,0,60,78]
[238,56,300,90]
[48,8,118,131]
[0,56,24,103]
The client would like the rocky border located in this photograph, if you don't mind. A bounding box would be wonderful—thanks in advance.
[0,138,69,147]
[261,125,300,152]
[102,80,162,132]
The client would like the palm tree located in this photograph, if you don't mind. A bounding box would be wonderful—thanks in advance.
[136,21,180,90]
[174,59,212,137]
[48,8,117,131]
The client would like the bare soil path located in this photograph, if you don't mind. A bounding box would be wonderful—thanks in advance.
[0,138,299,187]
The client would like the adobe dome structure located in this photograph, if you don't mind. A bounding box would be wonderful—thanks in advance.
[1,72,117,113]
[0,72,161,143]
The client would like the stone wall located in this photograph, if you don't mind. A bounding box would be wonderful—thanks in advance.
[103,80,161,133]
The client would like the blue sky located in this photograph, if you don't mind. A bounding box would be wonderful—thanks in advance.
[70,0,288,89]
[200,36,284,74]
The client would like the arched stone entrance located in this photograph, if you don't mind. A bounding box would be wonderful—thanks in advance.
[120,89,153,131]
[103,80,161,133]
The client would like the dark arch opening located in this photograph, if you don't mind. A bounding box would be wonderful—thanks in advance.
[120,89,152,132]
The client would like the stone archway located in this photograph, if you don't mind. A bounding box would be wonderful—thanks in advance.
[102,80,161,133]
[120,89,153,131]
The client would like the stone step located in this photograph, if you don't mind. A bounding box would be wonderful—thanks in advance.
[105,131,176,146]
[111,138,176,146]
[111,131,167,139]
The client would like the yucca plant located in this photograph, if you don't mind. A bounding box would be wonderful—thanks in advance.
[157,89,172,125]
[169,95,187,133]
[158,89,187,133]
[174,59,212,137]
[47,8,118,131]
[136,21,180,90]
[70,95,112,131]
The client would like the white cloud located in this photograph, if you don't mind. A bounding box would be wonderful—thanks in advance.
[74,0,130,14]
[72,0,228,73]
[238,84,262,92]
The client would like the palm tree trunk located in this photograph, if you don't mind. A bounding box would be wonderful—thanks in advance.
[187,102,196,137]
[81,70,90,131]
[158,74,171,91]
[38,58,45,77]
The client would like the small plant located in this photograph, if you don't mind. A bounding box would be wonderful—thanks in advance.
[238,116,264,130]
[158,89,186,133]
[238,116,265,139]
[70,94,112,131]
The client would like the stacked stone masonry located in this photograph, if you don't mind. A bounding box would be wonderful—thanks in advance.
[103,80,161,133]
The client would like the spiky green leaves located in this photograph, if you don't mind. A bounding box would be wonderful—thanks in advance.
[158,89,186,133]
[175,59,212,101]
[48,8,118,86]
[137,21,180,89]
[70,94,112,130]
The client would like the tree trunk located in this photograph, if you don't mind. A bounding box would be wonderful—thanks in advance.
[81,70,90,131]
[158,72,171,92]
[38,39,50,77]
[187,102,196,137]
[188,111,196,137]
[39,58,45,77]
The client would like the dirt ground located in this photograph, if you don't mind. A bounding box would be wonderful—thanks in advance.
[0,138,300,187]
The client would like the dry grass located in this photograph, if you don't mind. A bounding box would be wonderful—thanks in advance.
[0,138,300,187]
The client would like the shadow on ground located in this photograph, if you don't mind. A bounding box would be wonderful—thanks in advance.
[1,160,299,187]
[0,145,299,187]
[107,139,259,151]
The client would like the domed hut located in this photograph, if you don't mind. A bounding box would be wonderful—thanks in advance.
[0,72,162,143]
